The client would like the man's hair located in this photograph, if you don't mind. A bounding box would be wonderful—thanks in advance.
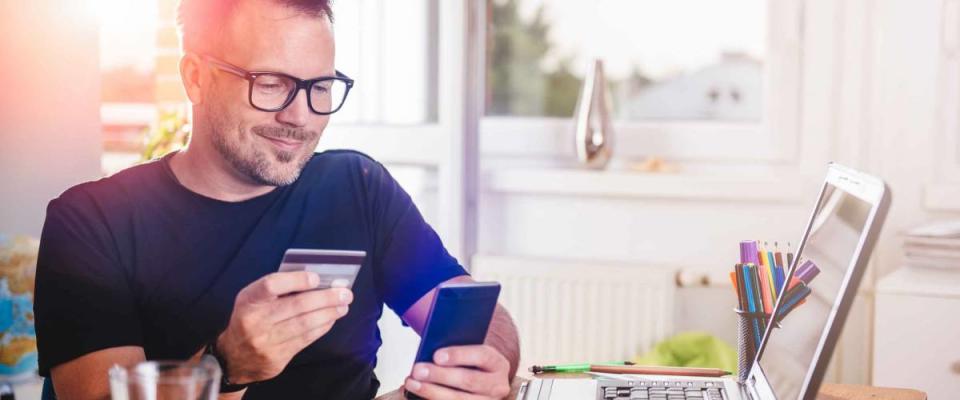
[177,0,333,53]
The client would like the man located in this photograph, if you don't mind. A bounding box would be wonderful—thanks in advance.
[34,0,519,398]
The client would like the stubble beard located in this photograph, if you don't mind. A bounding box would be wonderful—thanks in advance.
[204,101,318,187]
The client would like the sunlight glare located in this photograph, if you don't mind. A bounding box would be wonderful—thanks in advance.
[92,0,156,32]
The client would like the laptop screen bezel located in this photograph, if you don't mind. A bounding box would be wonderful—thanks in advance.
[746,163,890,400]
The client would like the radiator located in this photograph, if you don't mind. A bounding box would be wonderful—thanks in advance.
[471,255,675,367]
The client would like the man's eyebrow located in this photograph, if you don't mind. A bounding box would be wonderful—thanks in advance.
[244,65,336,79]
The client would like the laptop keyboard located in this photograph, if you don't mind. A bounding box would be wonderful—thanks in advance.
[598,379,727,400]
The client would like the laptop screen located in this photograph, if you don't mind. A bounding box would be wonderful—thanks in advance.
[756,182,874,399]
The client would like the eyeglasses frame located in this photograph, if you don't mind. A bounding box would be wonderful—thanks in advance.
[199,54,355,115]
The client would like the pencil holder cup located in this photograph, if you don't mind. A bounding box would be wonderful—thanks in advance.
[734,309,769,383]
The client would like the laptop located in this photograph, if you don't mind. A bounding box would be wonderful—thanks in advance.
[518,163,891,400]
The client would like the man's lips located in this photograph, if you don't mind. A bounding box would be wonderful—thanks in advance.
[257,133,304,151]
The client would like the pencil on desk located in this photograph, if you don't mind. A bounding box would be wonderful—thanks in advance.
[758,264,773,314]
[773,248,786,294]
[735,264,748,312]
[529,361,634,374]
[765,250,778,298]
[759,243,770,269]
[740,240,759,265]
[729,270,739,298]
[776,284,812,320]
[795,260,821,284]
[589,365,731,378]
[741,264,763,345]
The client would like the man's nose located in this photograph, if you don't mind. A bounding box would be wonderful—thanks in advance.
[275,88,310,127]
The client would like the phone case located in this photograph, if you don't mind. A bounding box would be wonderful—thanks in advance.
[413,282,501,364]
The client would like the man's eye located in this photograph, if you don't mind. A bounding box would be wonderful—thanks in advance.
[259,83,281,89]
[312,86,329,95]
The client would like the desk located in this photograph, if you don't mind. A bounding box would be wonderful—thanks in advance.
[377,374,927,400]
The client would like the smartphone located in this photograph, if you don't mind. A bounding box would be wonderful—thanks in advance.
[406,282,501,399]
[413,281,501,363]
[277,248,365,289]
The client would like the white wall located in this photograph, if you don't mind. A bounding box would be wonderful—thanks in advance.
[0,2,103,237]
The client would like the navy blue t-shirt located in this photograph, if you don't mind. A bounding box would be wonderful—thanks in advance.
[34,150,467,399]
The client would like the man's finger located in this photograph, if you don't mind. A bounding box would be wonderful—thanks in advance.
[240,271,320,302]
[278,321,336,355]
[405,378,487,400]
[272,306,347,344]
[268,287,352,322]
[411,363,491,395]
[434,345,507,372]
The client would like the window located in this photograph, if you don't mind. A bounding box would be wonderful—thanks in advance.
[481,0,802,163]
[95,0,159,174]
[95,0,447,173]
[331,0,438,125]
[317,0,460,166]
[487,0,766,122]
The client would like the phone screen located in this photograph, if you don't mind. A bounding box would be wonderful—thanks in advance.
[413,282,501,364]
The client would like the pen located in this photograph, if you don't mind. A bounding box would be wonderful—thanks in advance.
[589,365,732,378]
[529,361,635,374]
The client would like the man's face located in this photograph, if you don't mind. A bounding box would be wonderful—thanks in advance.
[200,1,335,186]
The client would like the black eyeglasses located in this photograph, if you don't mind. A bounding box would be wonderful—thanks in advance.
[201,54,354,115]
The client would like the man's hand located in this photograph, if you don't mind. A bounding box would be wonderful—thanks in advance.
[216,271,353,384]
[404,345,512,400]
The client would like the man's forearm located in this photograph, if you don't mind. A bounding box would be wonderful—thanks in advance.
[485,304,521,378]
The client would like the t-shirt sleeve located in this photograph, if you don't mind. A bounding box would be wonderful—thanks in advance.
[34,193,143,377]
[362,158,468,317]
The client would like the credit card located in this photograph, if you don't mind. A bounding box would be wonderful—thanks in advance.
[278,248,365,289]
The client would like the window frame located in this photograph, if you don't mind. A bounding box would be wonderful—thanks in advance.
[319,0,447,165]
[927,0,960,211]
[317,0,477,263]
[477,0,804,164]
[938,0,960,182]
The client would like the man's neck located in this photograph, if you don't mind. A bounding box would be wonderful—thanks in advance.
[168,145,276,202]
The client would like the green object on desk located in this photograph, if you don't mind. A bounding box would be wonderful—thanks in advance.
[633,331,738,373]
[530,361,633,374]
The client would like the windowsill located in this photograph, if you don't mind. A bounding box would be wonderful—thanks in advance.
[482,167,806,203]
[925,182,960,211]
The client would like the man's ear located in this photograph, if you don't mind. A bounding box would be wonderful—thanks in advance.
[180,53,206,105]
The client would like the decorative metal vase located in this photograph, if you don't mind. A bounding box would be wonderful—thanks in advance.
[573,59,614,169]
